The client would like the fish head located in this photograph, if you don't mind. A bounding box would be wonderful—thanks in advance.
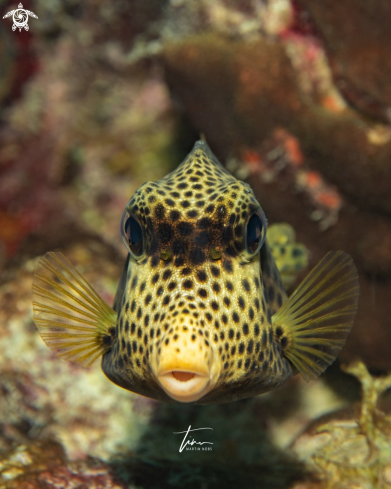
[104,141,289,403]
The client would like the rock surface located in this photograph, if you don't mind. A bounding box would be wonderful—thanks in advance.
[0,440,127,489]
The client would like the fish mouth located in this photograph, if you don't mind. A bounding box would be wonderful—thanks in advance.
[157,367,211,403]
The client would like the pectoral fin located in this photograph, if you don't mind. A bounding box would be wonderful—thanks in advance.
[32,252,117,367]
[272,251,359,381]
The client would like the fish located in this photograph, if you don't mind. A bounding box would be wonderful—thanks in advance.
[267,223,309,289]
[32,140,360,404]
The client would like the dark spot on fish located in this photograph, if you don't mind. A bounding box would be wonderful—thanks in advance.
[177,222,193,236]
[223,258,233,273]
[162,270,172,281]
[190,248,206,266]
[131,277,138,289]
[197,270,207,282]
[152,274,159,285]
[212,282,221,293]
[195,231,210,246]
[174,256,185,267]
[210,266,220,278]
[170,210,181,222]
[124,321,130,334]
[276,326,283,337]
[150,255,159,268]
[183,280,194,290]
[198,217,212,229]
[242,279,250,292]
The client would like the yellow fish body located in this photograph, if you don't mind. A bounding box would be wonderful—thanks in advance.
[32,141,359,404]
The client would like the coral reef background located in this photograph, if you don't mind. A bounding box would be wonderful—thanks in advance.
[1,0,391,487]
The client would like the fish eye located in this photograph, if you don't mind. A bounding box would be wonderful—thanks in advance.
[121,211,144,257]
[245,212,266,254]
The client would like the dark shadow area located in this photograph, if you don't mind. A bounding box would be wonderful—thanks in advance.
[322,360,361,403]
[111,395,312,489]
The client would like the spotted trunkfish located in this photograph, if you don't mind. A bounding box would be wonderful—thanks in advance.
[32,141,359,404]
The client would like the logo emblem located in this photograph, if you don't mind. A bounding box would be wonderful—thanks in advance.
[3,3,38,32]
[173,426,213,452]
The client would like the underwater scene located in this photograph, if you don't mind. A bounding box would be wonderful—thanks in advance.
[1,1,391,488]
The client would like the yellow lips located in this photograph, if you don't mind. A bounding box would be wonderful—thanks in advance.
[153,332,216,403]
[157,369,211,403]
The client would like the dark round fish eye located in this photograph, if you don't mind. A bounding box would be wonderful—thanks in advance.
[121,212,144,257]
[246,214,264,254]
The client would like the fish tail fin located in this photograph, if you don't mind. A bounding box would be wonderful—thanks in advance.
[272,251,359,381]
[32,252,117,367]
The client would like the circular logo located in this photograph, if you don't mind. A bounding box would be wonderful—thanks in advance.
[12,8,28,31]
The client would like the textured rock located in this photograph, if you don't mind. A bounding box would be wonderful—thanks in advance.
[291,362,391,489]
[0,440,127,489]
[296,0,391,123]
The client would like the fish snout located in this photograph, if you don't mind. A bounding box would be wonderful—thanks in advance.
[153,332,217,403]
